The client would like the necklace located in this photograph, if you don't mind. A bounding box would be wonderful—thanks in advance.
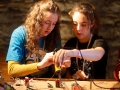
[38,38,46,61]
[76,33,93,72]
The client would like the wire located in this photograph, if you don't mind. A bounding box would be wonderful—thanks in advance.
[47,71,56,81]
[90,62,120,89]
[92,80,120,89]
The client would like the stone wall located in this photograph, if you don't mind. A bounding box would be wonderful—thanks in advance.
[0,0,120,79]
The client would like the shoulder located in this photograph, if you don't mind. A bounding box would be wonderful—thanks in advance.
[11,26,26,41]
[92,34,109,50]
[6,26,26,62]
[9,26,27,48]
[93,34,104,39]
[92,34,107,43]
[12,26,26,36]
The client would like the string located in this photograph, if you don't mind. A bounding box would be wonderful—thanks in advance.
[47,71,56,81]
[76,33,93,72]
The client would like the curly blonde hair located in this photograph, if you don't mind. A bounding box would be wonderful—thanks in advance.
[69,2,100,35]
[23,0,61,54]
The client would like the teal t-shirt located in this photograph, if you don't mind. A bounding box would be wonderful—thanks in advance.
[6,26,61,64]
[6,26,26,63]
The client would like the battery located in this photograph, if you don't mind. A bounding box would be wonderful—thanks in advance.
[55,79,60,88]
[71,83,82,90]
[24,77,30,88]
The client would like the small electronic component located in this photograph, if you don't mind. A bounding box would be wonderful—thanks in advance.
[56,79,60,88]
[47,82,53,88]
[71,83,82,90]
[24,77,30,88]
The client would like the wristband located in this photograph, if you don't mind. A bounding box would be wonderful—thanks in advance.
[79,50,83,59]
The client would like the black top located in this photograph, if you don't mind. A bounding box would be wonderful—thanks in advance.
[64,34,109,79]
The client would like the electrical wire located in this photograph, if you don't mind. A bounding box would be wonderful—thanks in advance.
[47,71,56,81]
[91,62,120,89]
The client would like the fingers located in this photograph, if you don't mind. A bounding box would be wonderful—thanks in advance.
[53,49,62,66]
[63,49,77,59]
[53,49,64,67]
[40,52,54,67]
[53,49,71,68]
[46,52,53,57]
[61,59,71,68]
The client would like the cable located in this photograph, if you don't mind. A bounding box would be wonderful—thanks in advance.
[47,71,56,81]
[90,62,120,89]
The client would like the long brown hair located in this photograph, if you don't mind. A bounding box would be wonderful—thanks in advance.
[23,0,61,54]
[69,2,100,35]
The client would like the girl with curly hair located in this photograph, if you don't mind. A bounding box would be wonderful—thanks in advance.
[6,0,62,78]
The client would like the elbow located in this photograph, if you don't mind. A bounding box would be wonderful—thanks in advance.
[95,55,103,61]
[94,51,104,61]
[94,48,105,61]
[8,68,24,77]
[8,61,22,77]
[8,65,20,77]
[8,70,22,77]
[8,68,17,77]
[8,72,14,77]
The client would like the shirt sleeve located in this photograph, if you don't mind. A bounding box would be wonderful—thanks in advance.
[92,36,109,53]
[8,61,39,77]
[6,26,26,63]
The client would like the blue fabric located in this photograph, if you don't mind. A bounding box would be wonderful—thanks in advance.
[6,26,26,63]
[6,26,61,64]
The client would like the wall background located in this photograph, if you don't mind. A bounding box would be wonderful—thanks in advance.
[0,0,120,79]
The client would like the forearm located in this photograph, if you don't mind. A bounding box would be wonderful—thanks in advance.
[8,61,39,77]
[80,47,105,61]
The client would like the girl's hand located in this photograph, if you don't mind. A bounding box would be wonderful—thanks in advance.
[37,52,53,69]
[53,49,79,67]
[61,57,71,68]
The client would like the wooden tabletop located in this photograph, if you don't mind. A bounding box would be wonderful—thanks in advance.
[7,79,120,90]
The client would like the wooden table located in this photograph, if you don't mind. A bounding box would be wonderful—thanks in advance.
[8,78,120,90]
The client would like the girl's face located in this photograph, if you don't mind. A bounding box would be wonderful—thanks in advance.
[72,11,94,42]
[40,11,58,37]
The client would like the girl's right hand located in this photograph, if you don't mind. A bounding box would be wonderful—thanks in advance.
[37,52,54,69]
[53,49,80,67]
